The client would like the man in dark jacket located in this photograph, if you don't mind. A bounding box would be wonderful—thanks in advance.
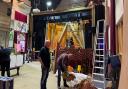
[0,47,11,77]
[39,40,51,89]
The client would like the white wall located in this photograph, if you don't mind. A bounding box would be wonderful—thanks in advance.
[115,0,123,24]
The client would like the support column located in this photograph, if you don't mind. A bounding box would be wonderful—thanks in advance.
[110,0,116,55]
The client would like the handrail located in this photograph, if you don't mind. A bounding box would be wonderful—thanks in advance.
[103,20,106,89]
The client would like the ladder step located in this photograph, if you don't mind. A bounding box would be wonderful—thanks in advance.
[94,67,104,69]
[93,79,104,83]
[97,43,104,45]
[93,73,104,76]
[96,49,104,51]
[97,38,104,39]
[96,55,104,56]
[95,60,104,63]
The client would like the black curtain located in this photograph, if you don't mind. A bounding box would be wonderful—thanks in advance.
[84,25,93,48]
[32,17,46,51]
[99,20,104,33]
[95,5,105,25]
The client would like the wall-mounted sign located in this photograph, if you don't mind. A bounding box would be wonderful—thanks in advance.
[34,9,92,22]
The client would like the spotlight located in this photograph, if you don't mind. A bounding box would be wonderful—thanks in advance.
[46,1,52,7]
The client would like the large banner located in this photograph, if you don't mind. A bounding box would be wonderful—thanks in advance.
[13,11,28,52]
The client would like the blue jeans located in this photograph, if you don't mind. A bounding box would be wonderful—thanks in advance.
[41,66,49,89]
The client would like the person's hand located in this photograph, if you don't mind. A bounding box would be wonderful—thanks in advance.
[41,63,46,69]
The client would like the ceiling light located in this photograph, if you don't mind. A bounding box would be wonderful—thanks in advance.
[46,1,52,7]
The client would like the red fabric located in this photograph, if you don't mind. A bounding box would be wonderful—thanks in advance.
[15,11,27,23]
[105,28,109,53]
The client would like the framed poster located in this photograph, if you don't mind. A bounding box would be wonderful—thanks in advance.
[14,31,26,53]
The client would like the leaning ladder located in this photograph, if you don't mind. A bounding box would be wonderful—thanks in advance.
[92,20,106,89]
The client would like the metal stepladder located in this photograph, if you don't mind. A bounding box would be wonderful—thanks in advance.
[92,20,106,89]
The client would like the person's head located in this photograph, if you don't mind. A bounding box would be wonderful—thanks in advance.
[44,40,51,48]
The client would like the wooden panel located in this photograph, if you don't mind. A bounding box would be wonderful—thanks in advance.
[0,2,11,29]
[118,0,128,89]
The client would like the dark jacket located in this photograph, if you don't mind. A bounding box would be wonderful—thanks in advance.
[0,48,11,62]
[57,53,69,70]
[39,47,50,68]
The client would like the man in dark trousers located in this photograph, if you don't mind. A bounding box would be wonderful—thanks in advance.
[57,53,73,89]
[108,55,121,89]
[39,40,51,89]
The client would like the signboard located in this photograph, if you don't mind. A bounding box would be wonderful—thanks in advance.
[34,9,92,22]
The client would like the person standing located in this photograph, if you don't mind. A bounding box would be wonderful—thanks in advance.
[39,40,51,89]
[0,46,11,77]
